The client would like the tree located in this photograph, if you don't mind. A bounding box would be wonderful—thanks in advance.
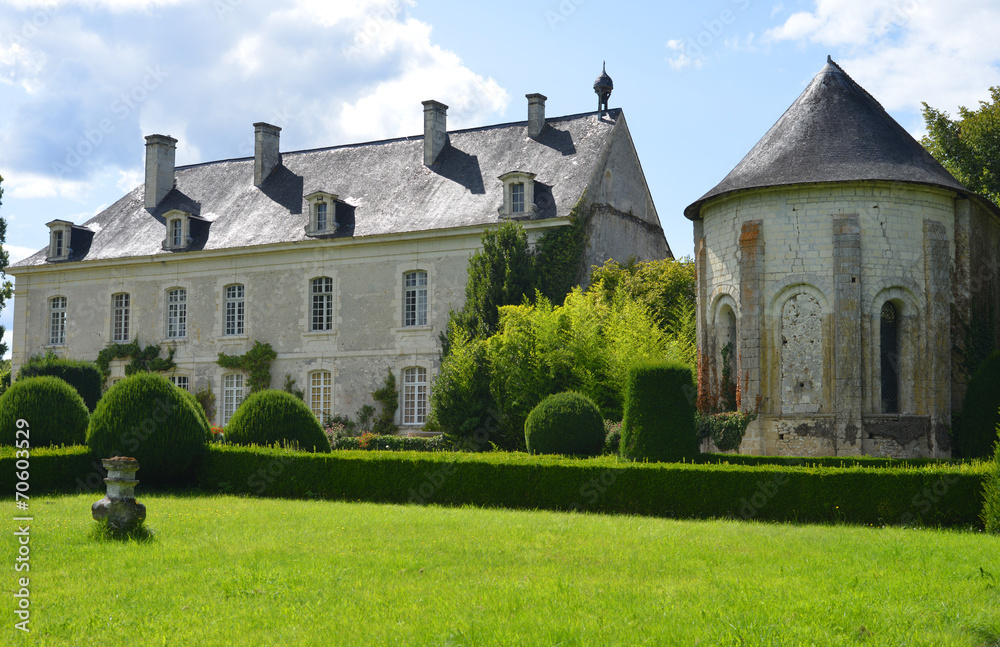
[0,176,12,358]
[921,88,1000,207]
[449,222,536,343]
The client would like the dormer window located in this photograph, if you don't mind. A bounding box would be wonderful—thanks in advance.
[498,171,537,218]
[162,210,192,251]
[305,191,338,237]
[46,220,74,261]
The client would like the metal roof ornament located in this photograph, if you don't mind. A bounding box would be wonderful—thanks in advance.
[594,62,613,115]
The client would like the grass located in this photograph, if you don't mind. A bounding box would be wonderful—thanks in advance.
[4,494,999,646]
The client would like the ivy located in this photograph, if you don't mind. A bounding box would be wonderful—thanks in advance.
[534,198,589,305]
[697,410,758,452]
[216,341,277,393]
[95,340,176,381]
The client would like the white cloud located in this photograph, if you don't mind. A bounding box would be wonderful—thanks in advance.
[765,0,1000,113]
[4,172,91,199]
[5,245,38,265]
[665,39,703,71]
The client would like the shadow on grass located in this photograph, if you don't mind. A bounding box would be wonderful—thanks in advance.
[89,520,156,544]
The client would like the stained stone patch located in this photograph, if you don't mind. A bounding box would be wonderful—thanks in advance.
[781,294,823,414]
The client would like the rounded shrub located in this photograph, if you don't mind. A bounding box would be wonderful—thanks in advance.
[176,386,212,443]
[524,391,604,456]
[621,360,698,463]
[17,356,103,411]
[87,372,208,486]
[225,389,331,452]
[957,350,1000,458]
[0,376,89,447]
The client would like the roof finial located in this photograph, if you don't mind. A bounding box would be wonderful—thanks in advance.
[594,62,613,115]
[827,54,833,64]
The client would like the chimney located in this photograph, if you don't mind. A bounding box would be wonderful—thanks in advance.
[253,122,282,186]
[526,93,547,138]
[422,100,448,166]
[144,134,177,209]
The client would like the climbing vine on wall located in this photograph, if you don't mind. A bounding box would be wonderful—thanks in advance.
[371,369,399,435]
[95,340,176,381]
[533,198,589,305]
[216,341,277,393]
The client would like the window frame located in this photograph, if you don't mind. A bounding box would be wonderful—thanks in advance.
[497,171,536,218]
[511,182,525,213]
[310,277,334,332]
[224,284,246,337]
[169,375,190,392]
[166,287,187,339]
[309,370,333,419]
[402,367,428,425]
[403,270,428,327]
[49,296,67,346]
[112,292,130,342]
[222,373,244,425]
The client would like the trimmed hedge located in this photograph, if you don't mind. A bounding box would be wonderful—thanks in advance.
[87,372,208,486]
[1,445,989,528]
[195,446,989,527]
[524,391,604,456]
[984,424,1000,533]
[176,387,212,442]
[621,361,698,462]
[17,356,103,412]
[226,389,331,453]
[0,376,89,447]
[695,454,961,469]
[329,434,449,452]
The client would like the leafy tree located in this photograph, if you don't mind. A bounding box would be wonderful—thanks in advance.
[0,176,12,358]
[449,222,536,344]
[921,88,1000,206]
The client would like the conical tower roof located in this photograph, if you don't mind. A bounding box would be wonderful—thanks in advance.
[684,57,968,220]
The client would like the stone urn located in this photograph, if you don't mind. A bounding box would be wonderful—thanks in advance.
[92,457,146,532]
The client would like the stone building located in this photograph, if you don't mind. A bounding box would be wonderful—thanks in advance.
[10,85,670,429]
[686,57,1000,458]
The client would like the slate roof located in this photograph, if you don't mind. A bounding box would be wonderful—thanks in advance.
[684,58,969,220]
[15,110,623,268]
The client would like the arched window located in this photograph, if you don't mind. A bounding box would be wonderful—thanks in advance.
[222,373,244,425]
[166,288,187,339]
[224,284,245,336]
[112,293,130,342]
[403,271,427,327]
[880,301,900,414]
[49,296,67,345]
[309,370,332,419]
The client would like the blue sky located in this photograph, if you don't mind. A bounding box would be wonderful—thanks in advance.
[2,0,999,357]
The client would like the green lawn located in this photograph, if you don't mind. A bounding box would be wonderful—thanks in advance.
[4,494,999,646]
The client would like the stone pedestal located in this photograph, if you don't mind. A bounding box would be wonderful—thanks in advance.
[92,457,146,532]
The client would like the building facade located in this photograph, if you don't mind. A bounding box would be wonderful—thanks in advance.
[10,92,670,429]
[686,58,1000,458]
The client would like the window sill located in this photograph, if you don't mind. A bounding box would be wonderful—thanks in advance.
[218,335,250,342]
[302,330,337,337]
[163,337,187,343]
[394,325,433,333]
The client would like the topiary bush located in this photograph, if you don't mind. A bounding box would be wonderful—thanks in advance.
[0,376,89,447]
[621,360,698,463]
[524,391,604,456]
[17,355,103,411]
[957,350,1000,458]
[87,372,208,486]
[983,420,1000,534]
[176,387,212,443]
[225,389,331,453]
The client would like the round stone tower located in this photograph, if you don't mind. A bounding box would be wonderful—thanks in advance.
[685,57,1000,458]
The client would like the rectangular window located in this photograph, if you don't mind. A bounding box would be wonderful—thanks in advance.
[171,219,183,247]
[310,371,332,418]
[225,284,245,336]
[222,374,244,425]
[170,375,190,391]
[53,230,64,257]
[49,296,67,345]
[403,367,427,425]
[167,288,187,339]
[403,271,428,327]
[311,277,334,331]
[511,183,525,213]
[112,293,130,342]
[316,202,327,231]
